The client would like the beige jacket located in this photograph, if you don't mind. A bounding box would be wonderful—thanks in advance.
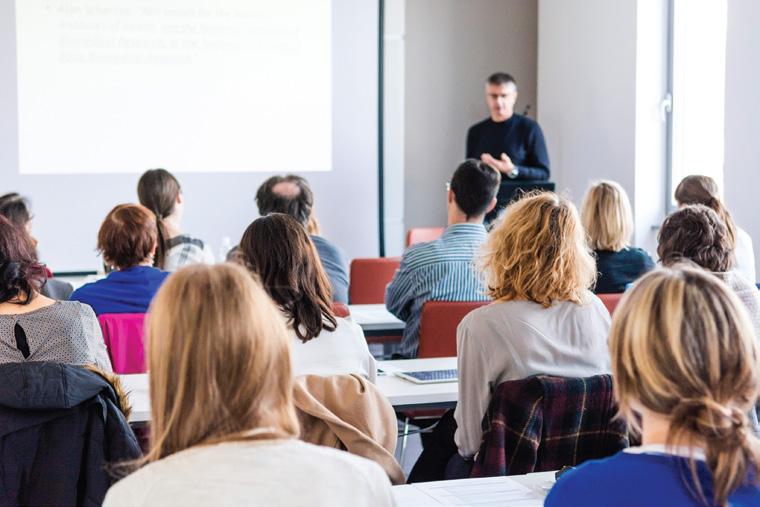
[293,374,405,485]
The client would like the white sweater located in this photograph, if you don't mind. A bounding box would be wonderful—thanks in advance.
[454,294,612,457]
[288,317,377,383]
[103,439,395,507]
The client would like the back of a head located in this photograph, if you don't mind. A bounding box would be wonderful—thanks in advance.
[610,266,760,506]
[255,175,314,228]
[581,180,633,252]
[145,263,299,462]
[482,191,595,307]
[658,204,733,272]
[450,159,501,219]
[137,169,181,269]
[239,213,336,342]
[0,193,32,229]
[675,175,737,246]
[98,204,158,271]
[0,216,46,304]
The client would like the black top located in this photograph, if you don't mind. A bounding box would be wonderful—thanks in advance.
[466,114,550,180]
[594,247,655,294]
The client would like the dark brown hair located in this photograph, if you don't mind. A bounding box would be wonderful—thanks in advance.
[487,72,517,89]
[657,204,734,272]
[137,168,181,269]
[98,204,158,270]
[450,159,501,219]
[255,175,314,228]
[674,175,737,248]
[0,193,32,228]
[0,216,47,304]
[239,213,336,342]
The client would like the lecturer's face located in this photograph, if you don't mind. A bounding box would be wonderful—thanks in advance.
[485,83,517,121]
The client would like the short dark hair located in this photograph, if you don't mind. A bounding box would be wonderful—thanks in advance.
[0,216,47,304]
[657,204,733,272]
[239,213,336,343]
[255,175,314,228]
[0,193,32,228]
[98,204,158,270]
[487,72,517,89]
[450,160,501,218]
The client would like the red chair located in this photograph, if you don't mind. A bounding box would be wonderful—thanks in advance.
[332,302,350,318]
[406,227,445,247]
[349,257,401,304]
[417,301,490,358]
[97,313,147,374]
[597,293,623,315]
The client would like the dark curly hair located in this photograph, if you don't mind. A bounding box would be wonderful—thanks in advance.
[0,216,47,304]
[657,204,733,272]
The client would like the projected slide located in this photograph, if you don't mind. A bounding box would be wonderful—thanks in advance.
[14,0,332,174]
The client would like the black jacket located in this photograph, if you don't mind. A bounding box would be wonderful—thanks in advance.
[0,362,142,506]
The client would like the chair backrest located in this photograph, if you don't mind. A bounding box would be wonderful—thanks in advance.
[418,301,489,358]
[331,302,350,318]
[597,293,623,315]
[406,227,445,247]
[97,313,147,374]
[349,257,401,304]
[471,374,627,478]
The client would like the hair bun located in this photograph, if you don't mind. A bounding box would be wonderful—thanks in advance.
[672,397,748,446]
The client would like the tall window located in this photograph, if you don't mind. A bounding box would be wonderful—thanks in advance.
[669,0,728,203]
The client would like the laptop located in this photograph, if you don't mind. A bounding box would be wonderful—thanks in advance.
[395,369,458,384]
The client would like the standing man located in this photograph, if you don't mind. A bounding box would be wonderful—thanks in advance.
[466,72,550,181]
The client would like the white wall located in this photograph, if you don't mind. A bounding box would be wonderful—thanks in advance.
[403,0,537,233]
[538,0,668,253]
[724,0,760,277]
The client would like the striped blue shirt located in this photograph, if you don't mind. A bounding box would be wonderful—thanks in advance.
[385,223,490,357]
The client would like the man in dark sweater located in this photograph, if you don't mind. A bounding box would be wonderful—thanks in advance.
[466,72,550,181]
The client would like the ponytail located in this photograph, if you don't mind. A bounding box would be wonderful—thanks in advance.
[154,216,168,270]
[137,168,181,271]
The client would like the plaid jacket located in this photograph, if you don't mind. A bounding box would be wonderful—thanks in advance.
[470,374,628,478]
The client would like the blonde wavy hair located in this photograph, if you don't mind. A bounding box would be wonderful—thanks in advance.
[581,180,633,251]
[611,266,760,507]
[144,263,299,463]
[482,191,596,306]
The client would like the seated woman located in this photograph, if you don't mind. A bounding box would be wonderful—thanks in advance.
[675,175,756,283]
[0,216,111,370]
[454,192,611,461]
[658,205,760,338]
[580,180,654,293]
[70,204,169,315]
[137,169,215,272]
[238,213,375,381]
[546,266,760,506]
[0,192,73,300]
[103,264,394,507]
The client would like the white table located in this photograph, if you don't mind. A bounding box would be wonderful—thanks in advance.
[392,471,555,506]
[122,357,459,423]
[348,304,405,336]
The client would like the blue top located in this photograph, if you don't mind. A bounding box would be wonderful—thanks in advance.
[545,450,760,507]
[385,223,490,357]
[466,114,550,181]
[311,235,349,304]
[69,266,169,316]
[593,247,655,294]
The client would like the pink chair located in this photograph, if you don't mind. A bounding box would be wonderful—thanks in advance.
[406,227,445,247]
[97,313,147,374]
[418,301,490,358]
[597,293,623,315]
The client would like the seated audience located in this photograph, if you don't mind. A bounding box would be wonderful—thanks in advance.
[255,175,349,303]
[675,175,756,283]
[239,213,375,381]
[454,192,611,460]
[0,216,111,370]
[546,266,760,506]
[580,180,654,293]
[0,192,73,299]
[70,204,169,315]
[658,205,760,338]
[137,168,215,271]
[386,159,500,358]
[103,264,394,507]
